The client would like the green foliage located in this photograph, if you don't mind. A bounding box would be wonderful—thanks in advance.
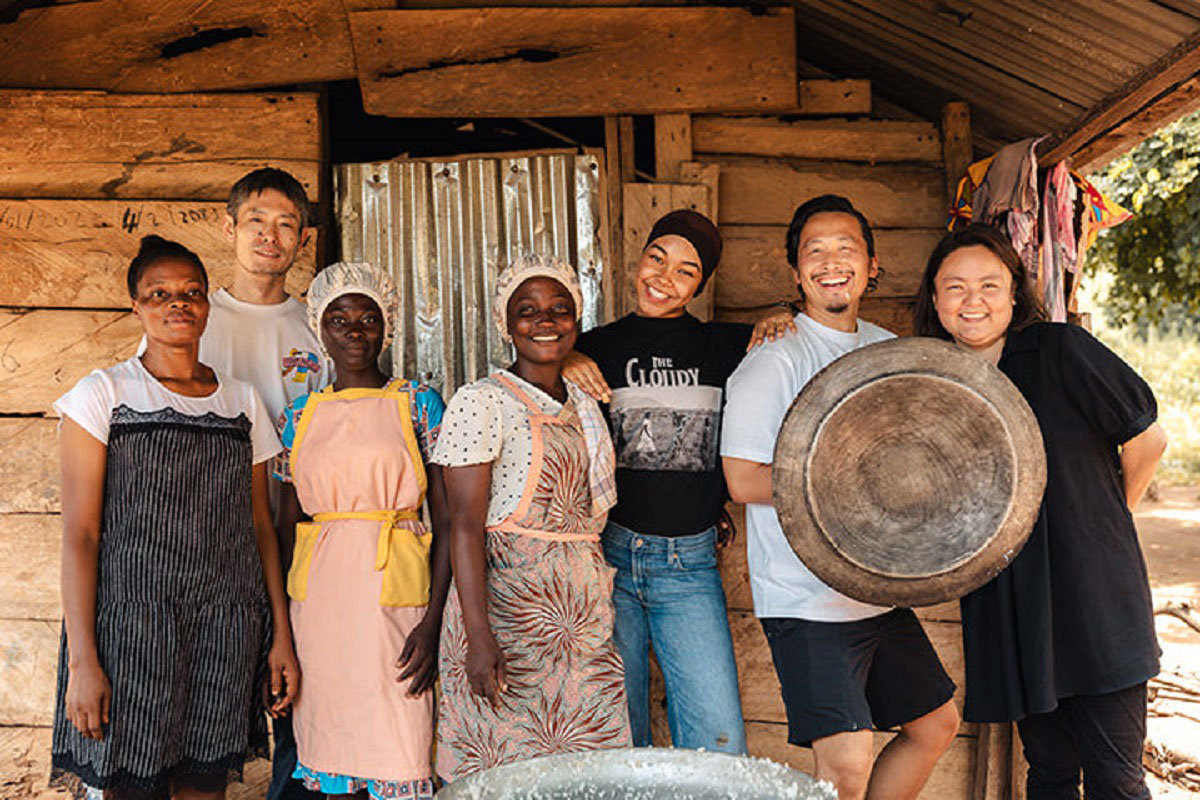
[1087,112,1200,332]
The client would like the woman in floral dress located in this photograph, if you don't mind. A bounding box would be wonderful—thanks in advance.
[433,254,632,781]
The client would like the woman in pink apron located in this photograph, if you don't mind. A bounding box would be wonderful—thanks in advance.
[273,262,452,799]
[433,254,631,782]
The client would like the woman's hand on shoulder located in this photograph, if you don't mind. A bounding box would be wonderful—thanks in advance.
[562,351,612,403]
[397,614,441,697]
[65,659,110,740]
[265,637,301,716]
[747,307,798,350]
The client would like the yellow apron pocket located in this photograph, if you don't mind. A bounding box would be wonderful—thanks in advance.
[287,521,322,601]
[379,529,433,607]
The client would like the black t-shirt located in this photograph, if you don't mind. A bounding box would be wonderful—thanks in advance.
[575,313,752,536]
[960,322,1160,723]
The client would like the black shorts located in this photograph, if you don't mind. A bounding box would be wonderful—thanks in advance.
[760,608,956,746]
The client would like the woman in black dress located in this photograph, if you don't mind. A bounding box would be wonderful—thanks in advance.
[913,223,1168,799]
[51,235,299,799]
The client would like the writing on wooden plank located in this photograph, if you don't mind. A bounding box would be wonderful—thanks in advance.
[350,7,796,117]
[0,91,320,199]
[0,200,316,308]
[746,722,976,800]
[694,117,942,163]
[621,183,710,319]
[0,310,142,415]
[716,226,943,307]
[730,611,968,730]
[0,618,59,726]
[708,157,947,228]
[0,0,355,92]
[0,419,58,514]
[0,514,60,621]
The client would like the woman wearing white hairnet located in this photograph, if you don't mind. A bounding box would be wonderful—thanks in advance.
[273,262,452,800]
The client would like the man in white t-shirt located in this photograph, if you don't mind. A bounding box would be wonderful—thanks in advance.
[216,168,327,800]
[721,196,959,800]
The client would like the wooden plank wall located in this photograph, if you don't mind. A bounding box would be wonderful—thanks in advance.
[0,90,322,798]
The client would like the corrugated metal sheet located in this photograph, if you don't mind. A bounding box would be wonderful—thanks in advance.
[791,0,1200,153]
[335,152,605,396]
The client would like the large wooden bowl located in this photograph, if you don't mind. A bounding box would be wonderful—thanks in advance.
[772,338,1046,606]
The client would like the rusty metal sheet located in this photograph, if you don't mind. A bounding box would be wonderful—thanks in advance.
[335,152,605,397]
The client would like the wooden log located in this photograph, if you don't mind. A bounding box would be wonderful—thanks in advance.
[0,199,316,308]
[716,297,916,338]
[709,156,947,228]
[0,91,320,199]
[654,114,692,183]
[0,0,355,92]
[693,117,942,163]
[0,310,142,415]
[349,7,797,116]
[746,722,976,799]
[1072,74,1200,172]
[716,226,941,307]
[0,419,58,514]
[0,618,59,726]
[0,514,60,622]
[942,102,973,205]
[798,79,871,116]
[730,610,967,729]
[620,182,710,318]
[602,117,623,323]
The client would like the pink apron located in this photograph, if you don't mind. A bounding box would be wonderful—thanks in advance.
[287,383,434,784]
[436,374,631,781]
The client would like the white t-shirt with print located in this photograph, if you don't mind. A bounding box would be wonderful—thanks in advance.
[54,357,281,464]
[198,288,330,424]
[720,312,895,622]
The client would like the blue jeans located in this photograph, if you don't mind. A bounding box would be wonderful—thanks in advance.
[602,521,747,753]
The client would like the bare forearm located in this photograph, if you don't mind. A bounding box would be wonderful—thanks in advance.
[425,467,453,620]
[1121,423,1168,509]
[61,533,101,668]
[253,469,292,642]
[723,457,774,505]
[449,523,492,641]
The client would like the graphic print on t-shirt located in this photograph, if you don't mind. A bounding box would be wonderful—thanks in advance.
[282,349,321,384]
[610,354,722,471]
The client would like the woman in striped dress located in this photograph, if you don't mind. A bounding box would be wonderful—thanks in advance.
[50,235,299,800]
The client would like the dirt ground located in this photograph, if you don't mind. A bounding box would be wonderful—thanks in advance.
[5,485,1199,799]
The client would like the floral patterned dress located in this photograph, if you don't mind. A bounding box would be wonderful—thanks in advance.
[433,372,631,781]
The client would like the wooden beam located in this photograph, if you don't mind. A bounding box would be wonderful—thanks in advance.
[942,102,973,205]
[0,310,143,415]
[715,226,943,308]
[603,117,623,324]
[0,514,59,621]
[653,114,692,183]
[618,116,637,185]
[1072,74,1200,171]
[693,117,942,163]
[0,0,355,92]
[0,419,58,514]
[0,618,58,725]
[349,7,796,117]
[798,78,872,115]
[1044,29,1200,164]
[0,91,319,199]
[0,199,316,309]
[706,157,947,228]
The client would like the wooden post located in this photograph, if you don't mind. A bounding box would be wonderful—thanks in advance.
[618,115,637,184]
[942,101,973,206]
[604,116,624,323]
[654,114,693,182]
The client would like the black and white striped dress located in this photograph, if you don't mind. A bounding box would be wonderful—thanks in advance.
[50,357,281,800]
